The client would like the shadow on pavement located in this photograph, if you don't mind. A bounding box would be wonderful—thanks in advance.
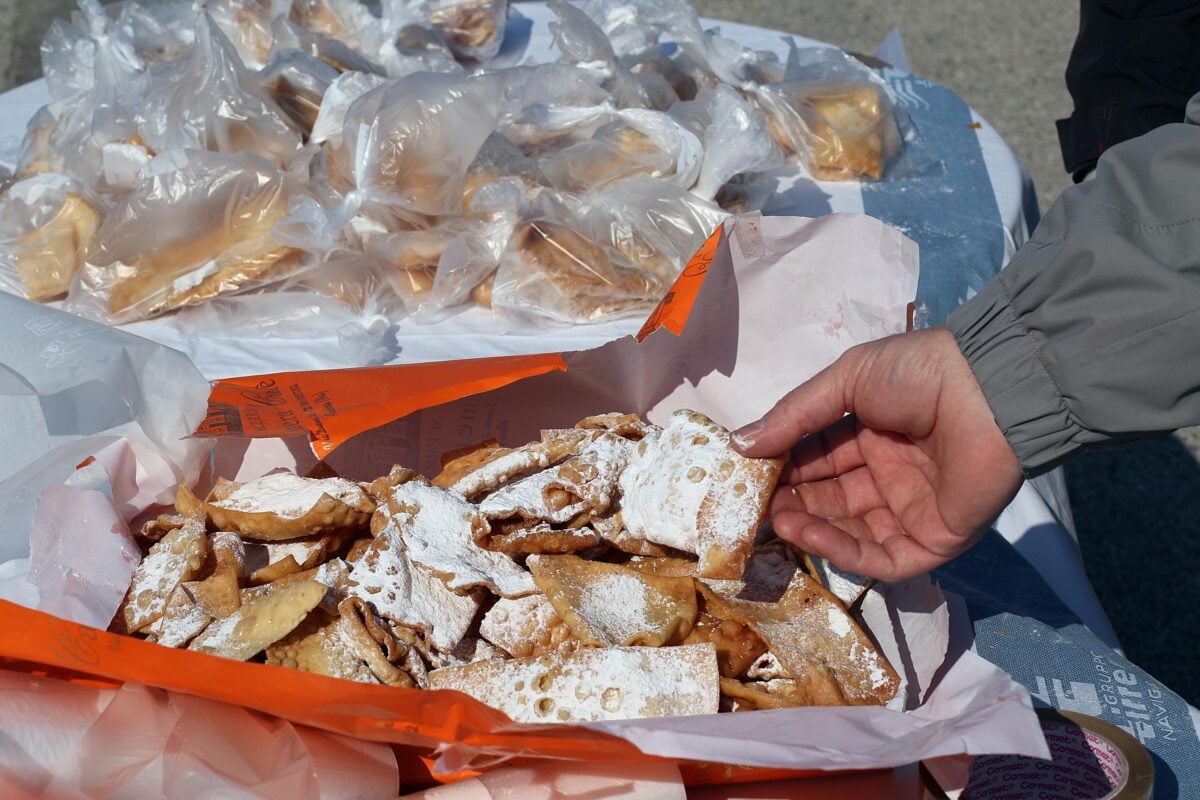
[1066,433,1200,707]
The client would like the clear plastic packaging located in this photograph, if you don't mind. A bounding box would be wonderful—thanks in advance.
[538,109,702,193]
[208,0,290,69]
[65,149,312,323]
[751,47,914,181]
[491,180,725,325]
[267,15,387,76]
[427,0,510,63]
[258,49,341,137]
[329,71,506,215]
[0,174,105,301]
[668,84,780,200]
[137,14,303,168]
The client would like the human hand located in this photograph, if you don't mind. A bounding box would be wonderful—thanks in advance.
[732,328,1022,581]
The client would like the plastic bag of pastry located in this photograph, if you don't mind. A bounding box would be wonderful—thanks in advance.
[547,0,675,111]
[751,46,925,181]
[374,17,465,78]
[14,108,63,179]
[64,149,312,323]
[490,196,659,326]
[41,5,156,198]
[138,14,303,168]
[538,109,702,193]
[309,70,389,145]
[669,84,781,201]
[108,0,197,65]
[412,177,525,317]
[425,0,509,63]
[258,49,340,137]
[208,0,289,69]
[0,174,104,302]
[174,251,405,364]
[592,177,727,286]
[267,15,387,76]
[290,0,379,55]
[329,71,506,215]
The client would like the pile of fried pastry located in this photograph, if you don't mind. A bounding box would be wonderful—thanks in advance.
[115,410,900,723]
[0,0,902,326]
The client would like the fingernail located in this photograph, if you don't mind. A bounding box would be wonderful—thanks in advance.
[731,420,763,450]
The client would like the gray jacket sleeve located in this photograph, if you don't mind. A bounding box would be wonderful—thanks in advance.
[946,93,1200,476]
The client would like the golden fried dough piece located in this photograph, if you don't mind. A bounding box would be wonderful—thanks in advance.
[719,677,803,710]
[185,532,246,619]
[425,636,508,670]
[478,468,591,526]
[574,412,650,440]
[185,473,374,541]
[138,512,191,543]
[440,430,591,501]
[476,432,633,548]
[683,599,768,679]
[346,509,480,652]
[384,476,536,597]
[146,586,212,648]
[479,593,578,659]
[527,555,698,647]
[243,532,349,584]
[699,572,900,706]
[265,608,377,683]
[241,558,350,616]
[483,520,602,555]
[365,465,420,502]
[590,511,671,557]
[14,193,101,301]
[432,440,507,491]
[625,555,699,578]
[190,580,327,662]
[338,597,426,688]
[619,410,784,579]
[122,518,208,633]
[428,643,721,723]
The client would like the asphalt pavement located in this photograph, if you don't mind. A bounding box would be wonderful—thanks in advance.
[1,0,1197,705]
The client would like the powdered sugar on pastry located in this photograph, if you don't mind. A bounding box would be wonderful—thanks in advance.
[448,431,590,500]
[212,473,373,518]
[619,410,783,579]
[346,506,480,652]
[546,432,634,514]
[478,469,590,524]
[428,643,720,723]
[122,517,207,633]
[387,478,536,597]
[480,593,577,658]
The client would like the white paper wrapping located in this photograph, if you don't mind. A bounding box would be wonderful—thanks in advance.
[0,214,1048,796]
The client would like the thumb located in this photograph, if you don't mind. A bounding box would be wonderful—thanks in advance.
[731,349,860,457]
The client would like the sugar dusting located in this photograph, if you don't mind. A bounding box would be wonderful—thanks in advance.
[574,572,650,645]
[214,473,371,518]
[347,505,479,651]
[619,410,766,565]
[390,480,536,597]
[826,604,852,638]
[428,643,719,723]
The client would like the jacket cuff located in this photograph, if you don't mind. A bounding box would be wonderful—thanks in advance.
[946,280,1082,476]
